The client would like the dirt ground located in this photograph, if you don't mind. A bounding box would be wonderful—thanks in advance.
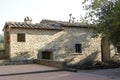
[0,64,119,80]
[79,68,120,80]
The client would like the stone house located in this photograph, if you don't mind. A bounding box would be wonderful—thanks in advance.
[3,17,117,65]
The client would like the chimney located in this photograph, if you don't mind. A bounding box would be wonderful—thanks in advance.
[24,16,32,23]
[72,17,75,23]
[69,14,72,23]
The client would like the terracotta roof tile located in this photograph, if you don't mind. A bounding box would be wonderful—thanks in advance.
[3,19,89,31]
[5,21,63,30]
[41,19,89,28]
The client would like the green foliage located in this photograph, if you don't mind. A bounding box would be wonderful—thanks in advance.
[0,34,4,50]
[83,0,120,46]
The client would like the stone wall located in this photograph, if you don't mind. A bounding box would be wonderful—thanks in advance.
[0,50,6,59]
[110,45,116,57]
[9,27,101,65]
[34,59,66,68]
[0,59,34,65]
[0,59,65,68]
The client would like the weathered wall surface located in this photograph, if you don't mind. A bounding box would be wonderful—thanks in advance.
[0,50,6,59]
[4,28,10,59]
[9,27,101,64]
[110,45,116,57]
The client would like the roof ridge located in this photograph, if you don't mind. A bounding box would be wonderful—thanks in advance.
[40,19,86,25]
[40,19,69,23]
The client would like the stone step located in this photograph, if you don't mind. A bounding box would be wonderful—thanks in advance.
[0,59,34,65]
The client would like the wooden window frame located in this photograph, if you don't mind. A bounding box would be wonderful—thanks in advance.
[17,33,25,42]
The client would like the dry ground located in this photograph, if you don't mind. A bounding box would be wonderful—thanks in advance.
[79,68,120,80]
[0,64,119,80]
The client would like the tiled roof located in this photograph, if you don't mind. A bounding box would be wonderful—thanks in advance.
[3,19,89,31]
[4,21,63,30]
[41,19,89,28]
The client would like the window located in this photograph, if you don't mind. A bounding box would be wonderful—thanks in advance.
[17,33,25,42]
[117,45,120,53]
[42,51,53,60]
[75,44,82,53]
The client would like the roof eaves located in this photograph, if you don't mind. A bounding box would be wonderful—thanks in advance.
[10,27,64,31]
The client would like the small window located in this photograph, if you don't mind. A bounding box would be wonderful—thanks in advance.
[117,46,120,53]
[17,33,25,42]
[75,44,82,53]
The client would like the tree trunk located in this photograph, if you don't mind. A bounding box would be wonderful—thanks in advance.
[101,36,110,62]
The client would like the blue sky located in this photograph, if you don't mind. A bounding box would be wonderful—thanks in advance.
[0,0,85,33]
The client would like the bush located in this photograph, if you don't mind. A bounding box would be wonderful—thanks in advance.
[0,43,4,50]
[0,34,4,50]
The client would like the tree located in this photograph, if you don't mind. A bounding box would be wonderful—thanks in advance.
[0,34,4,50]
[82,0,120,61]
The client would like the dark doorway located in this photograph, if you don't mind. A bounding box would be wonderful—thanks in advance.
[42,51,53,60]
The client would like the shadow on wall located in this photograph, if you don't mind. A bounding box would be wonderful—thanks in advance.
[37,28,100,66]
[67,50,100,68]
[10,28,100,64]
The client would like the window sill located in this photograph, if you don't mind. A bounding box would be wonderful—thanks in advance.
[17,41,25,42]
[73,53,83,55]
